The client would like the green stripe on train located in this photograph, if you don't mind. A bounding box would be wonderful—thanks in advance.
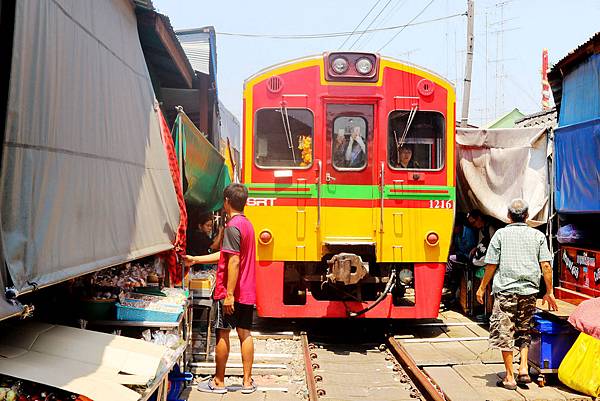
[248,184,455,200]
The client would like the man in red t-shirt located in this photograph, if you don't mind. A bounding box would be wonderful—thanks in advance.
[184,183,257,394]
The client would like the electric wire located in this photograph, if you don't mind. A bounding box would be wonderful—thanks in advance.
[338,0,383,50]
[349,0,394,49]
[214,12,465,40]
[361,0,407,49]
[377,0,436,52]
[379,0,408,28]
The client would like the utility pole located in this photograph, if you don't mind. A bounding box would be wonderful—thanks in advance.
[460,0,474,127]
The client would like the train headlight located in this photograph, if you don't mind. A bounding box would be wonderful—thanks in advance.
[425,231,439,246]
[331,57,349,74]
[355,58,373,75]
[258,229,273,245]
[398,268,414,285]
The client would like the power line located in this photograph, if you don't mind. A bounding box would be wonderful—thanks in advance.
[338,0,383,50]
[361,0,408,49]
[379,0,408,27]
[378,0,436,52]
[350,0,394,49]
[215,12,465,40]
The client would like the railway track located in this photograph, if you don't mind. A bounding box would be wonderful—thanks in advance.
[189,331,307,400]
[186,318,446,401]
[302,334,445,401]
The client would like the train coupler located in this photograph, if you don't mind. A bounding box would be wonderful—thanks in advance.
[325,253,369,285]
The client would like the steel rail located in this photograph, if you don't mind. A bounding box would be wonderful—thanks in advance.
[386,336,445,401]
[301,332,320,401]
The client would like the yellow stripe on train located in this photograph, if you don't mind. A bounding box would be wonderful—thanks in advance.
[247,205,454,263]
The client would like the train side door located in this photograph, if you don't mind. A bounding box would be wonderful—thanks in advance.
[321,103,376,242]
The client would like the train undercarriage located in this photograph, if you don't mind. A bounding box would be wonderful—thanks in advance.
[282,247,416,308]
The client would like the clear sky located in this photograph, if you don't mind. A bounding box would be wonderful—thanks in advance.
[154,0,600,127]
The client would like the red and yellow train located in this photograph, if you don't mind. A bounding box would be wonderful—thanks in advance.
[243,52,455,318]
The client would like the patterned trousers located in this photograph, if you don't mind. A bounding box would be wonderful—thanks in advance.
[489,292,537,351]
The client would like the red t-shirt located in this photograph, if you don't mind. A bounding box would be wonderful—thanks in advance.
[213,214,256,305]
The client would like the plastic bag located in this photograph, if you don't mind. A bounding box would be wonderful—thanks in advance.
[558,332,600,397]
[557,224,585,244]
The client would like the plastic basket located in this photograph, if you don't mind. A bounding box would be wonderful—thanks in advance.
[167,364,193,401]
[115,303,182,322]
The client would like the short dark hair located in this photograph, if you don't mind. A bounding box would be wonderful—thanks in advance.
[399,143,414,152]
[198,213,212,226]
[224,183,248,211]
[467,209,483,220]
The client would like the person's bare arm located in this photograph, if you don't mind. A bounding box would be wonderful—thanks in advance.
[345,136,354,160]
[540,261,558,311]
[476,263,497,304]
[209,227,224,251]
[223,254,240,315]
[183,252,220,267]
[354,135,366,153]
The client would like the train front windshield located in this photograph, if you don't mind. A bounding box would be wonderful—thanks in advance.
[388,110,445,170]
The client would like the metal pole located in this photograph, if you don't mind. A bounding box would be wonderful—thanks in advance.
[176,108,186,289]
[460,0,475,127]
[177,111,184,189]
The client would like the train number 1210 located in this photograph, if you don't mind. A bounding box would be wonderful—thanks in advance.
[429,200,453,209]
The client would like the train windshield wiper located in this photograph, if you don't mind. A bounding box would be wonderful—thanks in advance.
[398,104,419,148]
[279,106,297,164]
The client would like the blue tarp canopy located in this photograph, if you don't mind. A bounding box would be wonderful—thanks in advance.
[559,54,600,126]
[554,118,600,213]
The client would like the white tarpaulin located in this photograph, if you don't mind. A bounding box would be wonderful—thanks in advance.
[0,0,180,296]
[0,322,168,401]
[456,127,549,227]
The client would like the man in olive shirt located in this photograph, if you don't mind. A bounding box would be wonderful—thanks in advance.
[476,199,558,390]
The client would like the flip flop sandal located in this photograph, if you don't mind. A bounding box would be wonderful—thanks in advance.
[517,374,532,384]
[197,379,228,394]
[496,379,517,390]
[241,378,257,394]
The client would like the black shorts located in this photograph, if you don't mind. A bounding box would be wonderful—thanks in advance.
[213,300,254,331]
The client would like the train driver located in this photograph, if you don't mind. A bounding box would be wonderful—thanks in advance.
[396,143,419,169]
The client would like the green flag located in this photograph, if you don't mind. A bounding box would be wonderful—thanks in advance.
[173,111,231,212]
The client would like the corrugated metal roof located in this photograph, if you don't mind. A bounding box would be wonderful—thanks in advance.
[551,32,600,75]
[514,108,557,128]
[548,32,600,116]
[218,100,240,150]
[176,29,211,75]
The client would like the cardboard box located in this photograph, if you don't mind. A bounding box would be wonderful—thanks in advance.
[0,322,168,401]
[189,278,212,290]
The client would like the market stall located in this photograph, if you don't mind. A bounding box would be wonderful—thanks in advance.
[0,0,190,400]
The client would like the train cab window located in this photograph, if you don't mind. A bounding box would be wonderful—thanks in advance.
[388,110,445,170]
[332,116,367,170]
[254,108,314,168]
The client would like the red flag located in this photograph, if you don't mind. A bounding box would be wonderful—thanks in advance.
[158,109,187,285]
